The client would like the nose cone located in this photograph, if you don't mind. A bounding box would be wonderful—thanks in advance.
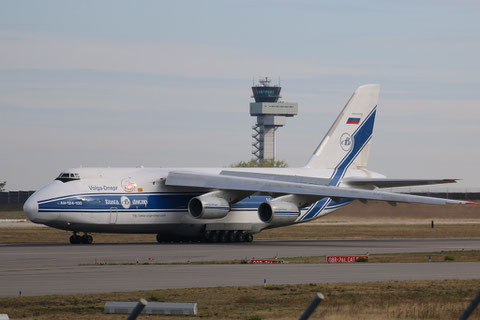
[23,195,39,222]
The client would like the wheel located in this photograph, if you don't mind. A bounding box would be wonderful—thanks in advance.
[156,233,163,243]
[209,231,219,243]
[69,235,79,244]
[203,232,211,243]
[227,231,236,242]
[246,233,253,242]
[81,234,93,244]
[237,231,247,242]
[218,231,228,243]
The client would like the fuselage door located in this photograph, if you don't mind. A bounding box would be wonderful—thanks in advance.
[109,207,118,224]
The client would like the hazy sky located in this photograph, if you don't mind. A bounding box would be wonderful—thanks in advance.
[1,0,479,190]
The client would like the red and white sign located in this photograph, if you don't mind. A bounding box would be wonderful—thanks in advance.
[250,259,282,264]
[326,256,368,263]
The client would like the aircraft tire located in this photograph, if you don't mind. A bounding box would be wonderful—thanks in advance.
[227,231,236,242]
[80,234,93,244]
[246,233,253,242]
[218,231,228,243]
[203,232,211,243]
[86,235,93,244]
[209,231,219,243]
[236,231,246,242]
[69,235,80,244]
[156,233,164,243]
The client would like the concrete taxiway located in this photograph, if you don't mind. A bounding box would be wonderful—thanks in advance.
[1,238,480,297]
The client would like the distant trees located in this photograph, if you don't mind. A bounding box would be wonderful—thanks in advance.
[231,159,288,168]
[0,181,5,192]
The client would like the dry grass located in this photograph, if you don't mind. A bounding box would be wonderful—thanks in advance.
[368,250,480,263]
[0,210,26,219]
[81,250,480,266]
[256,223,480,240]
[1,280,479,319]
[283,250,480,264]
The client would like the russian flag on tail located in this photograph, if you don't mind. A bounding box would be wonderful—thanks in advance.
[346,113,362,124]
[346,117,360,124]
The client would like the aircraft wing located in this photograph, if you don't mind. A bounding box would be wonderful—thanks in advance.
[343,178,459,189]
[165,171,474,206]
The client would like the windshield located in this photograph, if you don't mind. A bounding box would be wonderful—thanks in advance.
[55,172,81,183]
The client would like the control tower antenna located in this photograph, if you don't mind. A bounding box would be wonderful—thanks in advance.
[250,77,298,162]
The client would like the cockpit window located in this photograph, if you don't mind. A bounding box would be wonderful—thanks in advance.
[55,172,81,183]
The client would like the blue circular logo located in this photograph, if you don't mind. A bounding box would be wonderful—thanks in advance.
[340,133,353,151]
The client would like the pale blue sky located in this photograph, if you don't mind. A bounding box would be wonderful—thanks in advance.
[1,0,479,190]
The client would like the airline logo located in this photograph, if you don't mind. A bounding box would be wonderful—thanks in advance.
[340,133,353,151]
[121,196,131,209]
[121,178,137,193]
[346,113,362,124]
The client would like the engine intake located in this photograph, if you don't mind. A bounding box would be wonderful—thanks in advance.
[258,201,300,226]
[188,196,230,219]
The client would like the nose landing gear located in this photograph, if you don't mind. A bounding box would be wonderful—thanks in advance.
[69,232,93,244]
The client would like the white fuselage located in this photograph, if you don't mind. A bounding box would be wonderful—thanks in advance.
[24,166,383,236]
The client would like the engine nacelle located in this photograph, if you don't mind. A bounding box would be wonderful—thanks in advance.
[188,196,230,219]
[258,201,300,226]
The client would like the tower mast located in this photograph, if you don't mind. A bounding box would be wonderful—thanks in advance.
[250,77,298,162]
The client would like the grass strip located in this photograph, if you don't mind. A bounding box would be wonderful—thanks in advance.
[284,250,480,264]
[0,209,25,218]
[1,279,480,319]
[79,250,480,266]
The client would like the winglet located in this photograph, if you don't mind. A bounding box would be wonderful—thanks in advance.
[442,179,461,183]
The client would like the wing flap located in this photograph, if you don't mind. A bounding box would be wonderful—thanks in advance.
[344,178,460,189]
[165,171,469,206]
[219,170,330,185]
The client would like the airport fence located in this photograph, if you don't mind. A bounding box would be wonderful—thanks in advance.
[0,191,35,211]
[0,191,35,204]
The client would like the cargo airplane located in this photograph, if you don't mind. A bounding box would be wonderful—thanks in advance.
[24,84,474,244]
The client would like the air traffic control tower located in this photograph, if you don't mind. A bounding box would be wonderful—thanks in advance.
[250,77,298,161]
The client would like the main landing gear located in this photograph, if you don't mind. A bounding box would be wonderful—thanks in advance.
[155,231,254,244]
[204,231,253,243]
[69,232,93,244]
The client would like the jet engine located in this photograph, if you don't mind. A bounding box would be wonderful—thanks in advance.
[258,200,300,226]
[188,196,230,219]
